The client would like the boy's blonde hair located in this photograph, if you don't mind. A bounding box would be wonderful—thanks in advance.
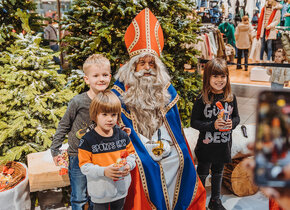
[90,90,121,123]
[83,54,111,75]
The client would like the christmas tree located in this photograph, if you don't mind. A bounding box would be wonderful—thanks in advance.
[62,0,202,126]
[0,22,76,163]
[0,0,43,52]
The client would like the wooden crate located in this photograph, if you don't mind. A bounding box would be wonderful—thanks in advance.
[27,151,70,192]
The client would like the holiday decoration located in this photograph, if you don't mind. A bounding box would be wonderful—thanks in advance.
[216,101,230,131]
[56,150,69,175]
[0,20,76,163]
[61,0,202,126]
[113,151,129,181]
[0,161,26,192]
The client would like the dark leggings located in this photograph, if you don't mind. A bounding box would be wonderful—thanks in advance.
[93,198,125,210]
[197,161,224,201]
[237,49,249,70]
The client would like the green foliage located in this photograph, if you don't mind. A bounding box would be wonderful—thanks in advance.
[0,32,76,163]
[62,0,202,126]
[0,0,43,51]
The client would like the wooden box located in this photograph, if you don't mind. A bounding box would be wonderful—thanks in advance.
[250,67,270,82]
[27,151,70,192]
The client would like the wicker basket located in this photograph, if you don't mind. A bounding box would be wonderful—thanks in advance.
[0,161,26,192]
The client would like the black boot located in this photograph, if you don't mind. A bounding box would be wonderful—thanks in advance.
[208,198,226,210]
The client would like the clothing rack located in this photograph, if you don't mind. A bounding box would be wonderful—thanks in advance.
[199,23,217,32]
[276,26,290,36]
[276,26,290,30]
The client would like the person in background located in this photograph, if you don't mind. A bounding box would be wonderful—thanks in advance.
[44,18,62,73]
[280,0,288,26]
[191,58,240,210]
[266,48,290,89]
[257,0,282,61]
[78,90,136,210]
[235,15,254,71]
[283,0,290,30]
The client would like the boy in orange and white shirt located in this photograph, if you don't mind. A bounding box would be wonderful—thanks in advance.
[78,90,136,210]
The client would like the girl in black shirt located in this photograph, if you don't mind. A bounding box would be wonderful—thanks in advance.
[191,58,240,210]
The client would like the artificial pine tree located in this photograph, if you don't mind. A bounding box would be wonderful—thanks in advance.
[62,0,202,126]
[0,0,43,52]
[0,22,76,163]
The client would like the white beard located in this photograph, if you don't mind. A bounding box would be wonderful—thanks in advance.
[115,53,171,139]
[122,72,171,139]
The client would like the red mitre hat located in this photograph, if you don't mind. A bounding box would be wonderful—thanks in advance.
[125,8,164,58]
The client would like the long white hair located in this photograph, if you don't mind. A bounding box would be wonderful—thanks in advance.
[115,53,171,139]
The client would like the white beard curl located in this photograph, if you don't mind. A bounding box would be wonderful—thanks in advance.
[115,53,171,139]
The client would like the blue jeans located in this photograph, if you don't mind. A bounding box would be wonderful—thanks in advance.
[260,33,273,61]
[271,82,284,89]
[69,156,93,210]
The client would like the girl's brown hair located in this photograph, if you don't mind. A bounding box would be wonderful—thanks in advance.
[89,90,121,123]
[202,58,233,104]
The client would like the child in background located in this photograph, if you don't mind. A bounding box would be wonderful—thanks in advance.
[50,54,111,210]
[267,49,290,89]
[235,15,254,71]
[191,58,240,210]
[78,90,136,210]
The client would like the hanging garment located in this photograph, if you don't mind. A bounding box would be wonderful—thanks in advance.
[281,32,290,61]
[225,44,235,62]
[217,30,226,58]
[249,37,262,62]
[284,4,290,30]
[209,6,222,24]
[209,31,218,56]
[229,0,237,19]
[260,0,266,9]
[222,1,229,19]
[238,0,244,7]
[218,22,236,47]
[245,0,257,21]
[204,33,212,59]
[194,35,208,59]
[281,1,288,23]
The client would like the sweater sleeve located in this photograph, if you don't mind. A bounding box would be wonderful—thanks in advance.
[50,99,77,157]
[78,138,105,178]
[190,96,216,132]
[231,95,240,130]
